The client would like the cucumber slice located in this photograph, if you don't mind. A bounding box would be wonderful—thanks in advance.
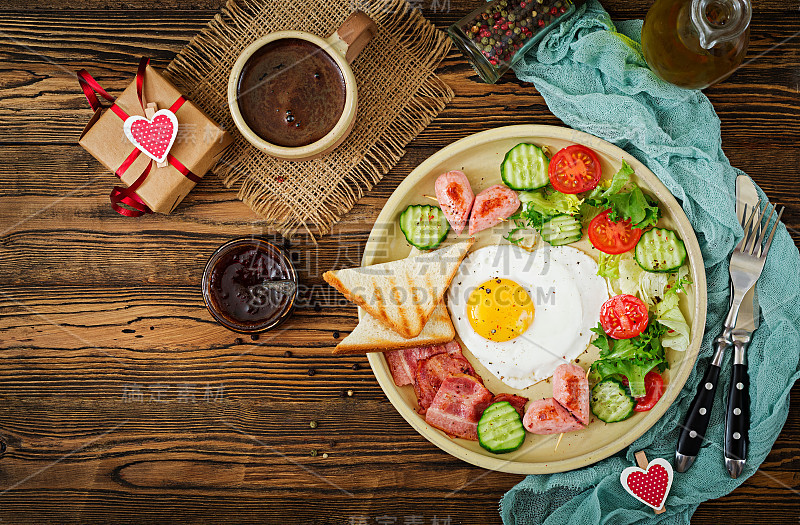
[398,205,449,250]
[634,228,687,273]
[477,401,526,454]
[541,214,582,246]
[501,143,550,191]
[590,379,635,423]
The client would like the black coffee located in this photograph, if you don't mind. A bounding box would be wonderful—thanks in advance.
[237,38,347,148]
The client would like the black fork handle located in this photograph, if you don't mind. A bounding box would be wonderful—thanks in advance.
[725,334,751,477]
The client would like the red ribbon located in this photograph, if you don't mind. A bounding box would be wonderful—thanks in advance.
[78,57,197,217]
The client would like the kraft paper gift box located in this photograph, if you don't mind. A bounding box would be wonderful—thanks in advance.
[79,60,232,214]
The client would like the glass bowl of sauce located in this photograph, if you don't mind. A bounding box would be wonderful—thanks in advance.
[202,238,297,334]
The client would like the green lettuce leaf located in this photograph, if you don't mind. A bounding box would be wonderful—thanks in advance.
[608,254,644,296]
[590,323,612,353]
[589,320,667,397]
[597,253,622,280]
[519,187,583,216]
[594,159,634,199]
[584,160,660,230]
[506,186,582,245]
[589,358,665,397]
[656,292,691,352]
[605,188,660,229]
[639,264,692,306]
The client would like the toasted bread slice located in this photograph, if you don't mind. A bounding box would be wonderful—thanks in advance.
[323,239,473,339]
[333,302,455,355]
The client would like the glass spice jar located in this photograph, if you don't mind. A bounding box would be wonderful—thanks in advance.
[448,0,584,84]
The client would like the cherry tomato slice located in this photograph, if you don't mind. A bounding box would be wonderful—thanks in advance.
[633,371,665,412]
[548,145,602,194]
[600,294,649,339]
[588,209,643,254]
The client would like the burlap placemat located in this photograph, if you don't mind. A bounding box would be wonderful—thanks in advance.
[166,0,454,237]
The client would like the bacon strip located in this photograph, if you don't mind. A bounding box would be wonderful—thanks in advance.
[385,341,463,387]
[414,351,478,414]
[425,374,495,441]
[491,393,529,418]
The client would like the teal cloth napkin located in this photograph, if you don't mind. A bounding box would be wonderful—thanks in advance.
[500,1,800,523]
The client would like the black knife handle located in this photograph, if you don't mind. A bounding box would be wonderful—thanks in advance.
[677,363,721,458]
[725,363,750,462]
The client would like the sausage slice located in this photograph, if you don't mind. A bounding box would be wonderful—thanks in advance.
[435,171,475,235]
[468,184,520,235]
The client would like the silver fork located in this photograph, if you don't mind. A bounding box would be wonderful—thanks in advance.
[675,200,785,472]
[723,202,783,339]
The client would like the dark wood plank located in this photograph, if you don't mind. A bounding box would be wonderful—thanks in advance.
[0,8,799,145]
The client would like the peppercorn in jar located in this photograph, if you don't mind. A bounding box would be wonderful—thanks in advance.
[448,0,583,83]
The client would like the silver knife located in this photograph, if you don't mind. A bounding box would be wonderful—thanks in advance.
[724,175,761,478]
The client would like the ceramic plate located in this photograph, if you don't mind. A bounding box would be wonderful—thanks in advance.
[363,125,706,474]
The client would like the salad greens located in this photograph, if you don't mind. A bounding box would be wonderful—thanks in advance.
[653,268,692,352]
[504,187,583,245]
[589,320,668,397]
[658,293,691,353]
[584,160,661,230]
[599,252,693,353]
[597,253,622,280]
[607,255,645,297]
[519,188,583,216]
[503,215,534,246]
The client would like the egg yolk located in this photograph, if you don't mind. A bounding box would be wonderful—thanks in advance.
[466,278,534,342]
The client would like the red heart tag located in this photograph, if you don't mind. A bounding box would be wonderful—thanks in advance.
[123,109,178,164]
[620,457,673,510]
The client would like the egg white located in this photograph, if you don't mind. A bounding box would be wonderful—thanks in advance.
[447,244,608,389]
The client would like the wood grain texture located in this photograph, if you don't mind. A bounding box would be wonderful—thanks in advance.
[0,0,798,523]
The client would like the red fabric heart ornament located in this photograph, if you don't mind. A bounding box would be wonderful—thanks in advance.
[123,109,179,164]
[620,457,674,510]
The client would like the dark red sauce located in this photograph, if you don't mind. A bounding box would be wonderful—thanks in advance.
[203,239,296,333]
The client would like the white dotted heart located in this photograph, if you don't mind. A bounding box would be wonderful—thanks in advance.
[123,109,179,164]
[620,457,674,510]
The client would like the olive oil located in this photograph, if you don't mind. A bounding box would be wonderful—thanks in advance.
[642,0,750,89]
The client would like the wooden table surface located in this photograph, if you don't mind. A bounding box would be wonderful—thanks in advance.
[1,0,798,522]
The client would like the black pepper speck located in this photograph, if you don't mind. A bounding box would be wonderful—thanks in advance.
[284,350,293,358]
[333,331,340,339]
[251,334,260,341]
[308,369,316,376]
